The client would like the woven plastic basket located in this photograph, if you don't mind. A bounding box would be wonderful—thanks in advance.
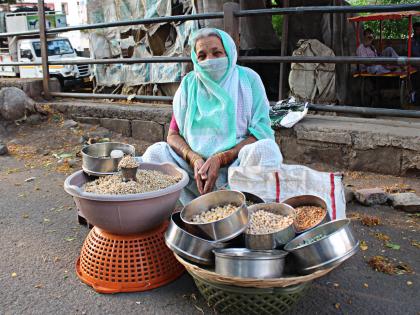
[190,272,310,315]
[76,222,184,293]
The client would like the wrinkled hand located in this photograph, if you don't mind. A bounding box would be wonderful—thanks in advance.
[198,155,221,195]
[193,158,206,195]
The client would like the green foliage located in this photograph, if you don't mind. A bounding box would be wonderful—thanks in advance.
[348,0,420,39]
[272,14,283,38]
[271,0,283,38]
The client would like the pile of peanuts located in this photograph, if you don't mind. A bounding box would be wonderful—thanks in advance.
[191,204,238,223]
[246,210,294,235]
[294,206,325,232]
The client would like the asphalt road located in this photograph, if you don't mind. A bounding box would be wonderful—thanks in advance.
[0,124,419,315]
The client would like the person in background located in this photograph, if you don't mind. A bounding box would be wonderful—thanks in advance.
[412,22,420,58]
[356,28,400,74]
[410,22,420,104]
[140,28,281,205]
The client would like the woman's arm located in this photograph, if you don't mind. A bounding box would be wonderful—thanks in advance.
[167,129,206,194]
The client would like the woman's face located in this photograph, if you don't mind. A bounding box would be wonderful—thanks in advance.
[195,35,227,62]
[364,33,374,45]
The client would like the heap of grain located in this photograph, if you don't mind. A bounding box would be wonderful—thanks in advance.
[191,204,238,223]
[294,206,326,232]
[118,155,139,169]
[246,210,294,234]
[84,169,180,195]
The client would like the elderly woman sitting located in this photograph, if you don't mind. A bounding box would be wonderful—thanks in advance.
[142,28,282,205]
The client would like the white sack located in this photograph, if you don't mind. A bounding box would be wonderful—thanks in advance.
[228,164,346,220]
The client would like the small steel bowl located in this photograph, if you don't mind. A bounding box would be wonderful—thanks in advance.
[244,203,296,250]
[282,195,329,233]
[165,212,228,265]
[284,219,359,275]
[213,248,288,279]
[241,191,265,206]
[180,190,248,242]
[81,142,135,176]
[120,166,138,182]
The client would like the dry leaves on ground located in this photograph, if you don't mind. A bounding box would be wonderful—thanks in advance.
[368,256,413,275]
[361,215,381,227]
[382,183,415,194]
[347,212,362,220]
[411,240,420,248]
[360,241,368,251]
[374,232,390,242]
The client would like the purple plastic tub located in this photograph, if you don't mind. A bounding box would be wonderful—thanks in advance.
[64,162,189,235]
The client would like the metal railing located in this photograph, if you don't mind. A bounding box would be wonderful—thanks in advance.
[0,0,419,117]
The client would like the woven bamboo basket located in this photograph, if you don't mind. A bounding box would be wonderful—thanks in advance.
[174,253,337,288]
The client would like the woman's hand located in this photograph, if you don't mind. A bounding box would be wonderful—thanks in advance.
[193,158,206,195]
[198,155,222,195]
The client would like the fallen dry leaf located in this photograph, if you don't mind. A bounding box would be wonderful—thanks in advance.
[374,233,390,242]
[382,183,415,194]
[411,240,420,249]
[34,284,43,289]
[368,256,395,274]
[347,212,362,220]
[360,241,368,251]
[368,256,413,275]
[394,262,413,275]
[361,215,381,227]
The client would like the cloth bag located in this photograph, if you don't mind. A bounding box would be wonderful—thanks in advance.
[228,164,346,220]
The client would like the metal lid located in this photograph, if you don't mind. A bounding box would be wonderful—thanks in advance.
[213,248,288,260]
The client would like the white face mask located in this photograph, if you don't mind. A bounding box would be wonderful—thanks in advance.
[198,57,228,82]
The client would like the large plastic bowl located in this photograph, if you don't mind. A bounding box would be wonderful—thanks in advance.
[64,162,189,235]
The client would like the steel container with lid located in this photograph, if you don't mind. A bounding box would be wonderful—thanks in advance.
[213,248,288,279]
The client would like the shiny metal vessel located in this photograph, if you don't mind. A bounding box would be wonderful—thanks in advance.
[213,248,288,279]
[284,219,359,274]
[165,212,228,265]
[81,142,135,176]
[244,203,296,250]
[181,190,249,242]
[282,195,329,233]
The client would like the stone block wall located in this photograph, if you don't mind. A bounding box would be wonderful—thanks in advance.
[49,101,420,177]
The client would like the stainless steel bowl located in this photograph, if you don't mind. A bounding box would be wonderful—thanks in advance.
[180,190,248,242]
[244,203,296,250]
[241,191,265,206]
[284,219,359,275]
[282,195,329,233]
[213,248,288,279]
[165,212,228,265]
[81,142,135,176]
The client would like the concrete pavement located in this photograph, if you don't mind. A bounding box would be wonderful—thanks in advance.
[0,121,419,315]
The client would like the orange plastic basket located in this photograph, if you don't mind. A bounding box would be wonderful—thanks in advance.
[76,221,184,293]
